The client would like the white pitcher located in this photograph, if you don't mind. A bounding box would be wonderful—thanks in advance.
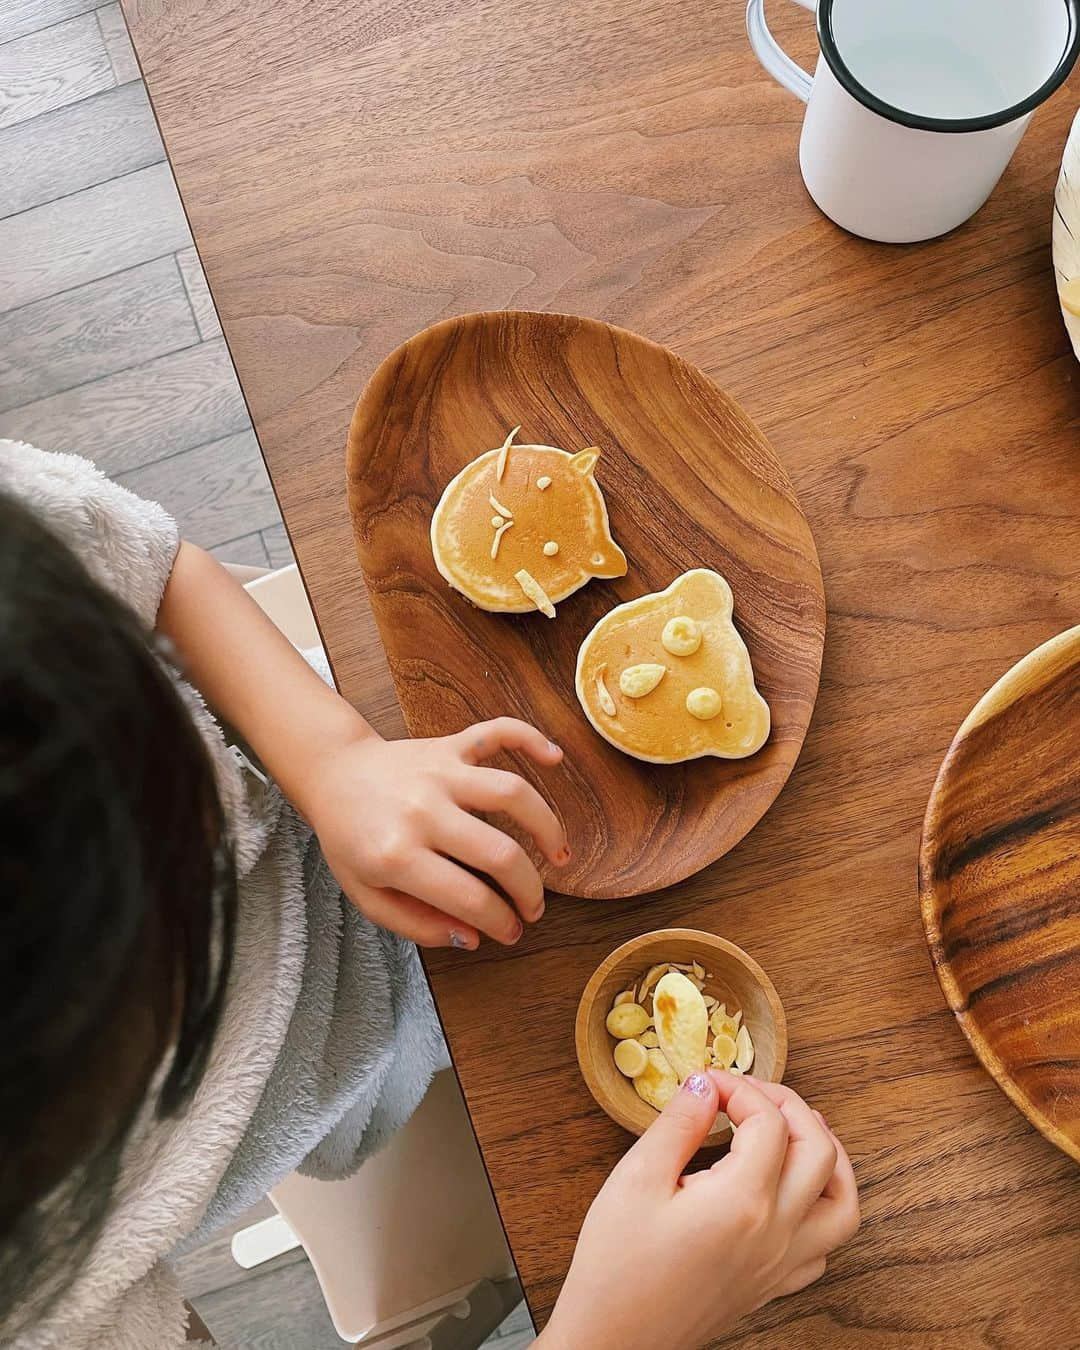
[747,0,1080,243]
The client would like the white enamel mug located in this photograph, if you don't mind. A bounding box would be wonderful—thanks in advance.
[747,0,1080,243]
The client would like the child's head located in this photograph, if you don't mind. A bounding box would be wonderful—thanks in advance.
[0,493,236,1327]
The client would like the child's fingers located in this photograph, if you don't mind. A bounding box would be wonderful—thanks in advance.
[782,1131,860,1270]
[615,1072,722,1192]
[399,852,524,947]
[348,881,480,950]
[457,717,563,769]
[742,1077,838,1222]
[706,1071,790,1196]
[437,809,545,922]
[455,765,569,865]
[815,1114,858,1207]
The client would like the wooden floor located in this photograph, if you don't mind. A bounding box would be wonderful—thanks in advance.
[173,1200,534,1350]
[0,0,289,568]
[0,3,533,1344]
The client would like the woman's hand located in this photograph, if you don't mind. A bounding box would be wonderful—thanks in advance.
[296,716,569,950]
[539,1071,860,1350]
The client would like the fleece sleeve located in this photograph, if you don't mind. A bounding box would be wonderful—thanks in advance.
[0,439,180,629]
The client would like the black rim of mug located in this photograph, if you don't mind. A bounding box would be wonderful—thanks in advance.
[816,0,1080,133]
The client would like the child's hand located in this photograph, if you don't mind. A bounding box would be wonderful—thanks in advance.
[298,717,569,949]
[540,1071,859,1350]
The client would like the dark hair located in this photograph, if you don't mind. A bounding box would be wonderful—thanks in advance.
[0,492,236,1332]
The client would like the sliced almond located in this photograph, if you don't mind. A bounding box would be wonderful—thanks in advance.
[489,491,513,518]
[612,989,635,1008]
[633,1048,680,1111]
[691,961,705,980]
[640,1029,660,1049]
[712,1032,738,1070]
[606,1003,650,1040]
[491,519,514,558]
[735,1024,755,1073]
[709,1010,738,1041]
[495,425,520,481]
[595,665,617,717]
[702,995,718,1011]
[638,963,671,1000]
[514,568,556,618]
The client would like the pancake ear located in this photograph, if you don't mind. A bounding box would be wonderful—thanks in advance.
[569,447,600,476]
[588,536,628,579]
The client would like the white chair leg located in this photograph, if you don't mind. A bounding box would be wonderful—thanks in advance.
[230,1212,302,1269]
[350,1277,524,1349]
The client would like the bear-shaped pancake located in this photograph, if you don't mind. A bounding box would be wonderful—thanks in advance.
[430,428,627,616]
[575,569,770,763]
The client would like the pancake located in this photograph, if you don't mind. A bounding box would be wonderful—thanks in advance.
[574,569,770,763]
[430,429,627,616]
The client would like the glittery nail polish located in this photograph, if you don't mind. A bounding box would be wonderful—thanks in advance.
[548,740,561,755]
[450,931,470,950]
[682,1072,711,1098]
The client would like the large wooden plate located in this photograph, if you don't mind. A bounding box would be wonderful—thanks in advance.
[920,627,1080,1163]
[346,310,825,898]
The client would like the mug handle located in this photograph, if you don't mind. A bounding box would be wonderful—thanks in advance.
[745,0,815,103]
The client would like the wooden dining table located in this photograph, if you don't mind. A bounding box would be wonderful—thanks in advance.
[124,0,1080,1343]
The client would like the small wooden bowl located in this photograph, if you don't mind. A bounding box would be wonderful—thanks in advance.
[575,929,787,1142]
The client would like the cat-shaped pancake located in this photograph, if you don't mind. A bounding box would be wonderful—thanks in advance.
[575,569,770,763]
[430,428,627,616]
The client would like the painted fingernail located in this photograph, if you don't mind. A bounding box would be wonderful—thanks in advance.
[450,931,471,950]
[682,1072,711,1098]
[510,920,524,943]
[547,740,561,756]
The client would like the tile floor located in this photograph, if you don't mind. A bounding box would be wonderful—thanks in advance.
[0,3,531,1344]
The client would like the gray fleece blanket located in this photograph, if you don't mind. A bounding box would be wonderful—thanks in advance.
[0,442,448,1350]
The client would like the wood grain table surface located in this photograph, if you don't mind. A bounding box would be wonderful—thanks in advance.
[123,1,1080,1343]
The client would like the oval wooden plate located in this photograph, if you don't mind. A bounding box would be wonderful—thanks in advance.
[920,626,1080,1163]
[347,310,825,898]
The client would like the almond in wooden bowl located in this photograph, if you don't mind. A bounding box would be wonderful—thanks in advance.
[575,928,787,1144]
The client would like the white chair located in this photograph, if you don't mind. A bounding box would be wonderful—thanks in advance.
[241,563,322,650]
[230,563,525,1347]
